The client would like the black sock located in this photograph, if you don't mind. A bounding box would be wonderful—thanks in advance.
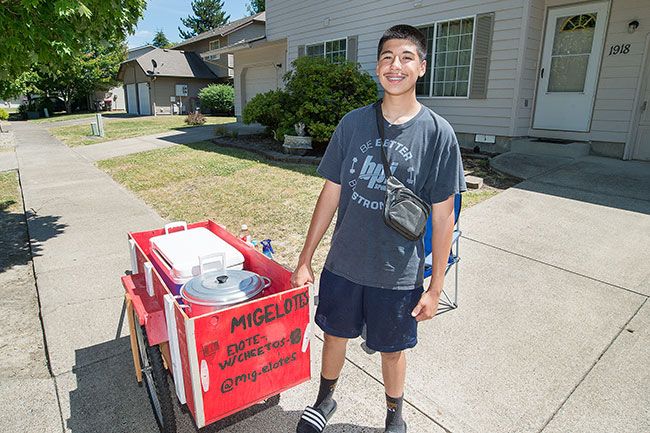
[385,394,405,429]
[314,375,338,407]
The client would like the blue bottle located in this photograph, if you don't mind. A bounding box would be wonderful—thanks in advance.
[261,239,274,259]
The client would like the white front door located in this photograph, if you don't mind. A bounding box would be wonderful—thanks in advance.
[632,37,650,161]
[533,1,609,132]
[126,84,137,114]
[137,82,151,115]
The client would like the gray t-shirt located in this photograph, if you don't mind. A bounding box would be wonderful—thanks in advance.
[317,103,467,290]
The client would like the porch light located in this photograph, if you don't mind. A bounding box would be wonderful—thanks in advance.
[628,20,639,34]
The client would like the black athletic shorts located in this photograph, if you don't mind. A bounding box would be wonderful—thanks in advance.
[315,268,424,353]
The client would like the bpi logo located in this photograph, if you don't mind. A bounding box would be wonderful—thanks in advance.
[358,155,397,189]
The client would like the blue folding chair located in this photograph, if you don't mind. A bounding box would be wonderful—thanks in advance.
[423,193,462,315]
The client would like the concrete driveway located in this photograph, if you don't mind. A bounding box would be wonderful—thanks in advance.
[4,119,649,433]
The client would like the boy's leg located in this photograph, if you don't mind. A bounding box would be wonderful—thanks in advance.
[297,270,364,432]
[322,333,348,380]
[364,286,422,433]
[381,350,406,398]
[381,351,407,432]
[314,333,348,407]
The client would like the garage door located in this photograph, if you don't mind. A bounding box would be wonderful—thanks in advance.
[244,65,278,104]
[137,82,151,116]
[126,84,137,114]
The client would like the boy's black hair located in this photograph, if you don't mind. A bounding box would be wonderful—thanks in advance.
[377,25,427,61]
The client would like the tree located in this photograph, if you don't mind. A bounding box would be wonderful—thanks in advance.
[0,1,145,83]
[152,30,172,48]
[247,0,265,14]
[178,0,230,40]
[17,40,127,113]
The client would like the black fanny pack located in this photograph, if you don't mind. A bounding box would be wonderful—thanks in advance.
[375,101,430,241]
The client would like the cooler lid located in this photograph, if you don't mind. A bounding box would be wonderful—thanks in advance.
[150,227,244,279]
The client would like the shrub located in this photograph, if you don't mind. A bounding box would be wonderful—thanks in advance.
[242,56,378,143]
[283,56,378,143]
[198,84,234,114]
[0,108,8,121]
[184,111,206,125]
[242,89,287,134]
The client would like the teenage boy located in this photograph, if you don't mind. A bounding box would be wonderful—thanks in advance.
[291,25,467,433]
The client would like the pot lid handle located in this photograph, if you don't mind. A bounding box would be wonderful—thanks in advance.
[198,252,226,275]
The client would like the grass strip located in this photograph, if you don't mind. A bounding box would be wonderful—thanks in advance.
[51,115,236,147]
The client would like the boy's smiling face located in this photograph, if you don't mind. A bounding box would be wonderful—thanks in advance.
[376,38,427,97]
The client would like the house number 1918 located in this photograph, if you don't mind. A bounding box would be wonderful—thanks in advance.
[608,44,631,55]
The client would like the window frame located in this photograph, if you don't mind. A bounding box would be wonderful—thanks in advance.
[305,37,348,62]
[207,39,221,61]
[417,15,477,99]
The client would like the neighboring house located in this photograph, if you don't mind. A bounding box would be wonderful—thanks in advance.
[117,48,218,115]
[95,45,157,111]
[195,12,287,121]
[174,12,267,80]
[256,0,649,161]
[115,14,267,116]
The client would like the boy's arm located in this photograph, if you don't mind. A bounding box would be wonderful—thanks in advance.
[290,180,341,287]
[411,194,455,321]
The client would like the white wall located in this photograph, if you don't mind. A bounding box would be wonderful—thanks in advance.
[518,0,650,147]
[267,0,527,137]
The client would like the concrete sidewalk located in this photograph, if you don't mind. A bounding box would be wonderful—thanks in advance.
[7,119,650,433]
[73,121,264,162]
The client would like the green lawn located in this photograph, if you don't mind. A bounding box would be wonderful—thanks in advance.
[98,142,516,271]
[51,115,236,147]
[98,141,332,270]
[31,112,127,124]
[0,171,21,213]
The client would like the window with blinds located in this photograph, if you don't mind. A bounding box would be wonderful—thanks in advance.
[417,13,494,99]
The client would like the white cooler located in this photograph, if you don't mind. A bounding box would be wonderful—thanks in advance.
[149,222,244,294]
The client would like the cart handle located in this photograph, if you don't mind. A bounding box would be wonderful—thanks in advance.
[164,221,188,234]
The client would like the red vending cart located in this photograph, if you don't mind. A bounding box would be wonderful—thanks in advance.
[123,220,312,432]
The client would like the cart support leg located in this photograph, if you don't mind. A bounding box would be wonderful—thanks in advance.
[125,294,143,383]
[160,342,171,372]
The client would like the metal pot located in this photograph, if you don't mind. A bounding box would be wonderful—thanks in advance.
[180,267,271,316]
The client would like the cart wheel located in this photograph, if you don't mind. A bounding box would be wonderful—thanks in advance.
[134,317,177,433]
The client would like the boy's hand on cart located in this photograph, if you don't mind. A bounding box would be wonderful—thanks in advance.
[411,290,440,321]
[291,263,314,287]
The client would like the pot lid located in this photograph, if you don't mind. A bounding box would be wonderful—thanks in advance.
[182,269,267,306]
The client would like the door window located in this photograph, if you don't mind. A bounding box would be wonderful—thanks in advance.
[548,14,597,93]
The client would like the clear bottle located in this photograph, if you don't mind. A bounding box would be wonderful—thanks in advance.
[238,224,252,245]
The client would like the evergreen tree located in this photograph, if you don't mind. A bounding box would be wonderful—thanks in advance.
[247,0,265,14]
[178,0,230,40]
[152,30,172,48]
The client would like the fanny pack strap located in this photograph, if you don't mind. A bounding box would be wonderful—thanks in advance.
[374,100,392,178]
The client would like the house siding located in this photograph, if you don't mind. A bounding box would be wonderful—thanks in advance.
[267,0,527,137]
[149,77,215,115]
[266,0,649,156]
[519,0,650,150]
[174,37,231,78]
[227,22,266,44]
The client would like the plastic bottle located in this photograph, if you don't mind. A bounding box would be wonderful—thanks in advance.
[238,224,252,245]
